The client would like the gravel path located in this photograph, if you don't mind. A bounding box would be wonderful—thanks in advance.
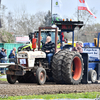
[0,81,100,96]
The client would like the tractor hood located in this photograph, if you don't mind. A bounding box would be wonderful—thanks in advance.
[17,51,46,68]
[17,51,46,59]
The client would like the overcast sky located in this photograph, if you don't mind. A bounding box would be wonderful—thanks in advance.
[2,0,100,23]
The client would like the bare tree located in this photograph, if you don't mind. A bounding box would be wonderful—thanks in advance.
[74,7,97,25]
[73,8,97,42]
[44,10,52,26]
[12,6,46,36]
[0,5,14,43]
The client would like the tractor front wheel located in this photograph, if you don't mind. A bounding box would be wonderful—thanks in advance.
[36,67,46,85]
[7,75,17,84]
[88,70,97,83]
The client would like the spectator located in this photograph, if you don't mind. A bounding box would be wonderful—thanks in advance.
[42,36,55,65]
[4,49,7,63]
[0,48,7,62]
[9,47,16,63]
[72,42,83,53]
[0,48,7,74]
[79,42,83,53]
[72,42,79,52]
[79,42,83,47]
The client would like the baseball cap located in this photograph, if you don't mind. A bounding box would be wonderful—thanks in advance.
[2,47,4,49]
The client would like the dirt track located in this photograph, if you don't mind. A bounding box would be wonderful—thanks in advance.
[0,81,100,96]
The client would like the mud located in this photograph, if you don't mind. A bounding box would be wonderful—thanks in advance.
[0,81,100,96]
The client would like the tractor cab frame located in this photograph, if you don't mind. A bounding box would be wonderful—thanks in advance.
[36,21,84,52]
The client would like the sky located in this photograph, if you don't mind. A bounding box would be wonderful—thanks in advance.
[1,0,100,23]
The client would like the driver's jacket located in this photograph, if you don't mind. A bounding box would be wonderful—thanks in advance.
[41,41,55,54]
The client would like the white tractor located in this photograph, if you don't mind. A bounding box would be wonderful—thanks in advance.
[6,21,84,85]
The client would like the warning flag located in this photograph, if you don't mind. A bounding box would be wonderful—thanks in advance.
[78,0,97,18]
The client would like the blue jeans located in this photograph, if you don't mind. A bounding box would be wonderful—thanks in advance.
[0,59,5,74]
[46,53,53,64]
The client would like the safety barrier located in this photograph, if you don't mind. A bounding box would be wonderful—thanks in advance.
[0,63,15,68]
[0,58,15,66]
[0,58,15,74]
[0,58,16,63]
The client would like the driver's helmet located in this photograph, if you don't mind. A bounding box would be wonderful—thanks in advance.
[52,14,63,22]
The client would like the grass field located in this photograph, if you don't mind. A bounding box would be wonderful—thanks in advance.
[0,75,7,81]
[0,92,100,100]
[0,78,7,81]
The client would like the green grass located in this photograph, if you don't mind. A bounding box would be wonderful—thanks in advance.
[0,74,4,77]
[0,78,7,81]
[0,92,100,100]
[0,74,7,81]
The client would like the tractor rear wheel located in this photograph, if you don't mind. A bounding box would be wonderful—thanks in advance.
[62,51,84,84]
[36,67,46,85]
[52,49,68,83]
[7,75,17,84]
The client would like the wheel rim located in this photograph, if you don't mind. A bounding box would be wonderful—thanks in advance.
[92,72,96,81]
[11,75,16,81]
[40,71,45,82]
[71,56,82,80]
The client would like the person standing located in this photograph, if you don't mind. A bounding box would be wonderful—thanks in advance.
[0,48,7,74]
[4,49,7,63]
[9,47,16,63]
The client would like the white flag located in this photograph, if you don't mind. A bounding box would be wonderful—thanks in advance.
[78,0,97,18]
[52,0,62,16]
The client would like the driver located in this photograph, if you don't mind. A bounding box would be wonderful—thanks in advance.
[42,36,55,65]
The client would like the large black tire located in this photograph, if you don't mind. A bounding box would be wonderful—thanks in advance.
[52,49,68,83]
[62,51,84,84]
[88,70,97,83]
[7,75,17,84]
[36,67,46,85]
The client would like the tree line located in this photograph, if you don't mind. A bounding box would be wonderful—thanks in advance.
[0,4,99,43]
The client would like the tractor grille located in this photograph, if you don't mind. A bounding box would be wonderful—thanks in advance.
[18,58,28,67]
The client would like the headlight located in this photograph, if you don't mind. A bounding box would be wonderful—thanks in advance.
[17,53,28,58]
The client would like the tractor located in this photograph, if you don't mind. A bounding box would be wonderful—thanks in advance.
[6,20,87,85]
